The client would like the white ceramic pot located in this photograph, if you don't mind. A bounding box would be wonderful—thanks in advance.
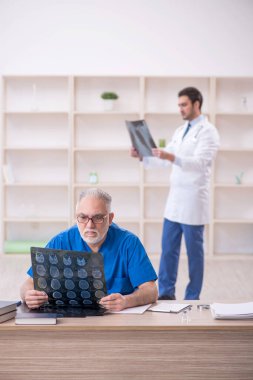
[102,99,116,111]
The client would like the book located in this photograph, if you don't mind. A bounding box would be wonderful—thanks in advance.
[0,310,17,323]
[210,302,253,320]
[148,302,191,313]
[0,300,20,316]
[15,313,57,325]
[126,119,157,160]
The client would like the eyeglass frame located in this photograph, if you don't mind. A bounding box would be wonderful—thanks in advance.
[76,213,109,225]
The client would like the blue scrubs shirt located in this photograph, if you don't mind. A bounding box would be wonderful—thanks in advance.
[27,223,157,295]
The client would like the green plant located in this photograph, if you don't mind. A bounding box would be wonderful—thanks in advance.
[101,92,119,100]
[235,171,244,184]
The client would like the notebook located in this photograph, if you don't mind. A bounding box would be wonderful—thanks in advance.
[30,247,107,317]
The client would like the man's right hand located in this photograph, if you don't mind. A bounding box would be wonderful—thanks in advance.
[24,290,48,309]
[130,147,140,158]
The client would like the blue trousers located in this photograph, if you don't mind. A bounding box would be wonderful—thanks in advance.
[158,218,204,300]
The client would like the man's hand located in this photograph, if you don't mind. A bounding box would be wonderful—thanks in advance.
[100,293,127,312]
[99,281,157,312]
[130,147,140,159]
[152,148,175,162]
[24,290,48,309]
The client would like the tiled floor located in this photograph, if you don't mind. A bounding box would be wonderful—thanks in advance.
[0,254,253,302]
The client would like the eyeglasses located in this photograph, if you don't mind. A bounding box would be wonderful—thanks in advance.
[76,214,108,224]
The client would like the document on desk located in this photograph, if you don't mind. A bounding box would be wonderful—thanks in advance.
[148,303,191,313]
[211,302,253,319]
[110,304,152,314]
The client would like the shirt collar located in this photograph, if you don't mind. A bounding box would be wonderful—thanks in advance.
[188,114,204,128]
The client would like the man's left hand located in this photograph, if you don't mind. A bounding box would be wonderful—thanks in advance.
[152,148,175,162]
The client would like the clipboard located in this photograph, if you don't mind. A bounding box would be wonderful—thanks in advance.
[148,303,191,313]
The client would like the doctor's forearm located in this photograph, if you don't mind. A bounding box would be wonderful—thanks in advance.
[160,151,175,162]
[124,283,158,308]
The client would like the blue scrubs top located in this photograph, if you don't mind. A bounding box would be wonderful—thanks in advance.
[27,223,157,295]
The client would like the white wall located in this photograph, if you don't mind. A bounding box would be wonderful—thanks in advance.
[0,0,253,76]
[0,0,253,299]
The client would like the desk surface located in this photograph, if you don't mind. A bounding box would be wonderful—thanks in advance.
[1,302,253,380]
[1,302,253,331]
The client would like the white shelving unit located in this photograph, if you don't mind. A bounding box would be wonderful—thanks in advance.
[212,77,253,257]
[1,75,253,259]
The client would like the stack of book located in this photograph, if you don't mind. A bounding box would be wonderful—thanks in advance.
[0,300,19,323]
[211,302,253,319]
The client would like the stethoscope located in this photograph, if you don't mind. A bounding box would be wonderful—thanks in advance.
[192,124,204,140]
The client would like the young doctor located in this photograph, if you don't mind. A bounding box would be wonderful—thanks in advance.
[132,87,220,300]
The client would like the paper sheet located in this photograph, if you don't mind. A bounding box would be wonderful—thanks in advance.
[110,304,152,314]
[211,301,253,319]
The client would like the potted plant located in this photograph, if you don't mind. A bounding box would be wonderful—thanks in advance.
[100,91,119,111]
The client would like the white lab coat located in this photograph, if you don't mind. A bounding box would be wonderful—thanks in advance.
[163,117,220,225]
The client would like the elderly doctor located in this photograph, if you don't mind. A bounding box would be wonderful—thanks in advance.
[132,87,220,300]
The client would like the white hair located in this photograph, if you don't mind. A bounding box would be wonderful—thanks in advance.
[77,188,112,212]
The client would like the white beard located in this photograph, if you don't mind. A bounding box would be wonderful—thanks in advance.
[81,228,107,246]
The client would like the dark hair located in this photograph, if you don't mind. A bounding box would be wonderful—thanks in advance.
[178,87,203,110]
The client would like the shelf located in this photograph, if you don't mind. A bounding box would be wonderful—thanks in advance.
[1,75,253,257]
[4,220,69,243]
[74,113,135,150]
[144,219,163,224]
[4,218,68,223]
[213,219,253,224]
[213,222,253,255]
[144,187,168,219]
[214,184,253,188]
[74,76,140,113]
[145,77,210,114]
[4,76,69,112]
[218,148,253,152]
[74,150,140,184]
[4,183,68,187]
[74,186,141,220]
[143,183,169,188]
[214,151,253,185]
[74,182,140,188]
[4,240,47,254]
[144,111,180,116]
[214,187,253,219]
[74,111,139,115]
[216,112,253,116]
[73,147,130,152]
[215,77,253,114]
[4,147,68,151]
[215,114,253,151]
[3,112,69,150]
[112,218,140,223]
[4,110,69,114]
